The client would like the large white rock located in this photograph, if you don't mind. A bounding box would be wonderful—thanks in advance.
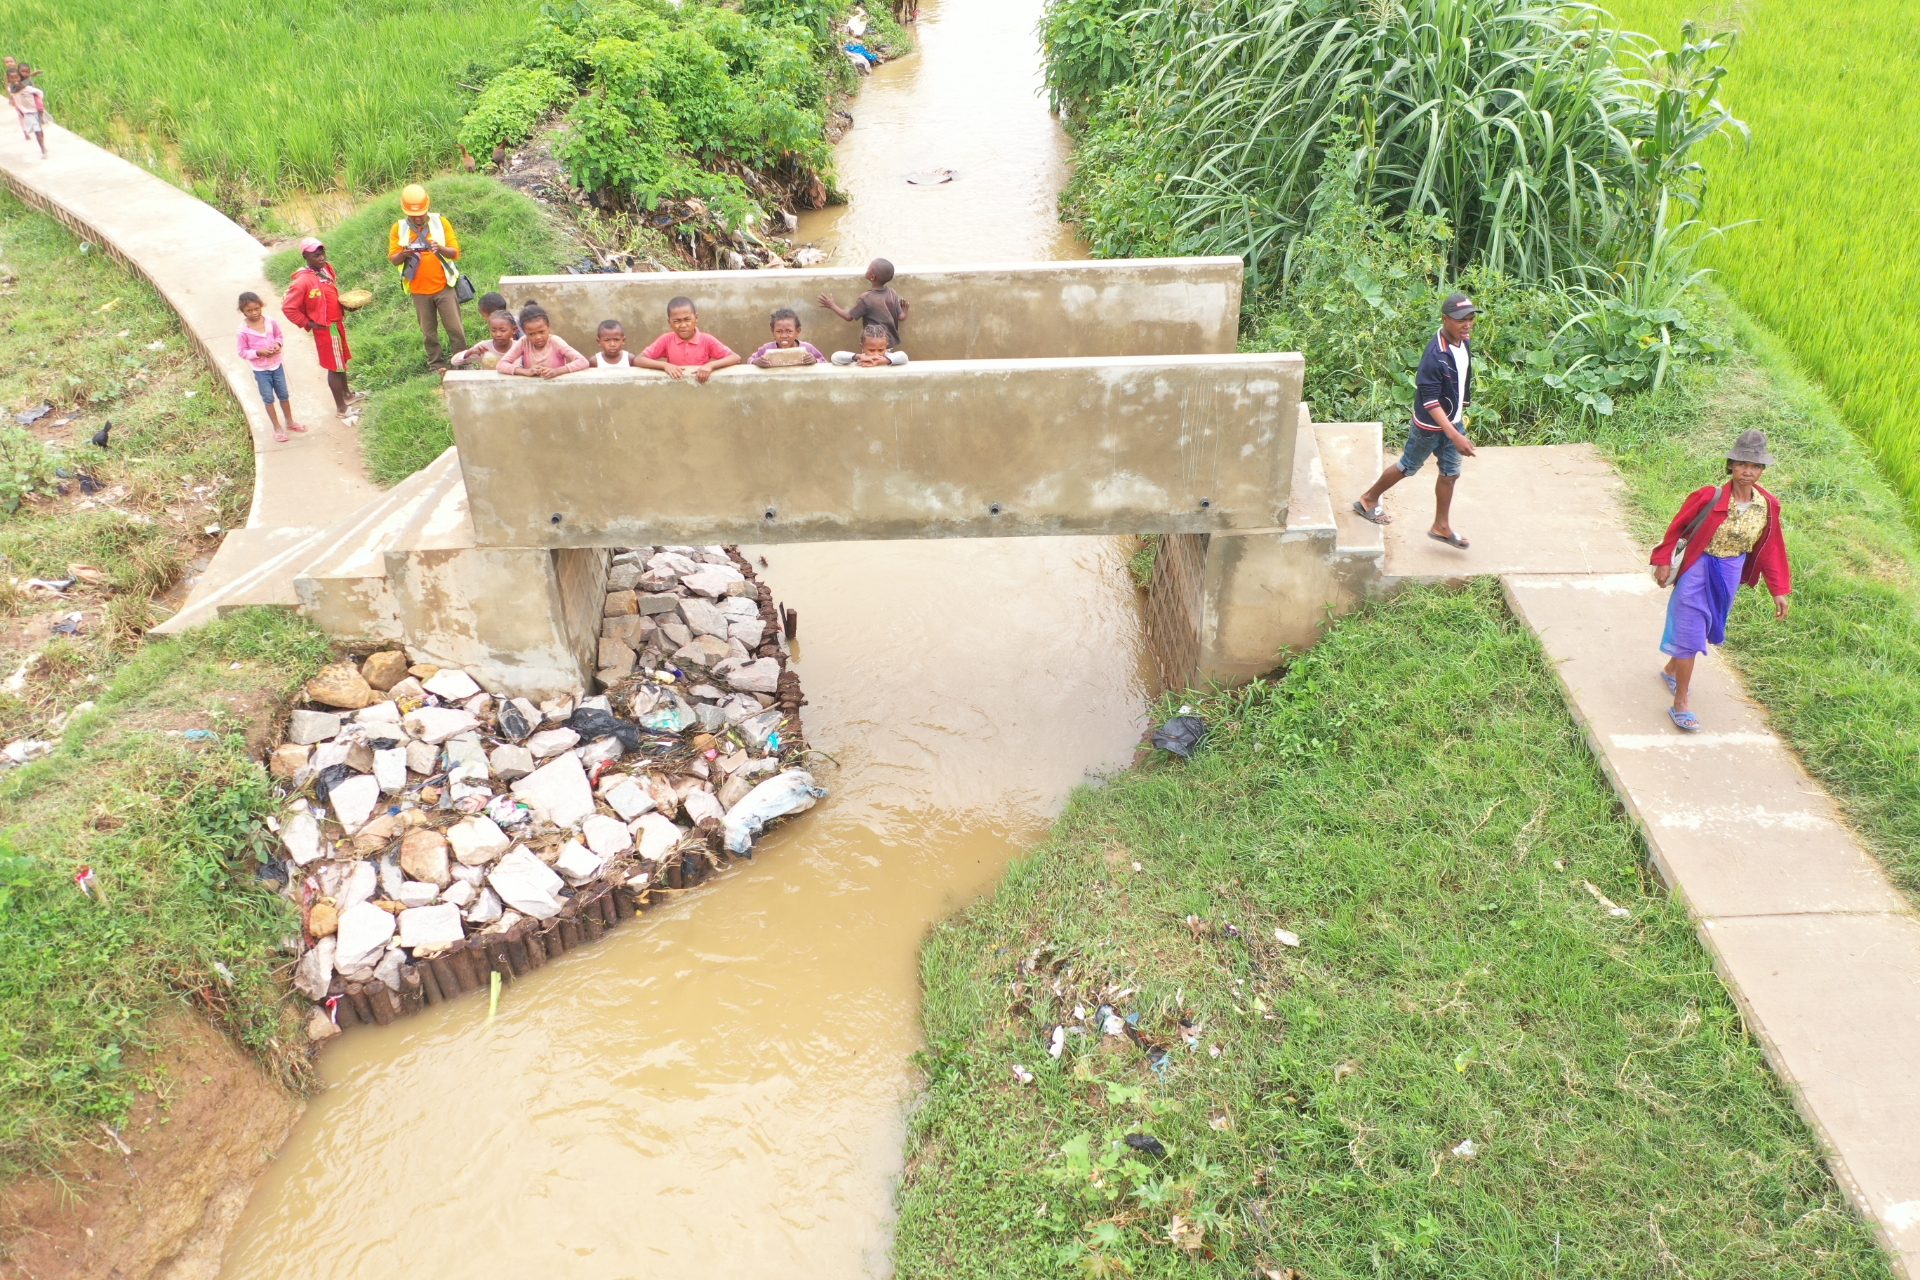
[511,753,596,828]
[729,619,767,649]
[728,658,782,694]
[581,813,635,857]
[334,901,396,971]
[356,700,402,725]
[718,596,760,620]
[423,668,482,700]
[402,706,480,745]
[340,858,379,910]
[329,774,381,834]
[373,747,409,795]
[680,565,744,598]
[405,739,439,775]
[282,810,324,866]
[633,812,685,860]
[488,847,566,919]
[553,839,607,885]
[447,817,512,866]
[525,727,581,759]
[397,902,466,950]
[286,709,342,746]
[465,886,503,924]
[394,881,439,908]
[738,708,785,748]
[683,788,726,826]
[678,596,730,638]
[293,935,335,1000]
[603,777,655,821]
[441,878,477,908]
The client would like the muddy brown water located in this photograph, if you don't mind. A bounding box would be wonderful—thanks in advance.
[220,1,1148,1274]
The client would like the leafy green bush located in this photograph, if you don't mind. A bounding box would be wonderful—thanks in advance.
[467,0,874,230]
[456,66,577,157]
[0,427,55,515]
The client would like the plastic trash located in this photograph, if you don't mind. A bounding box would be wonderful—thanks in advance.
[721,769,825,854]
[1124,1133,1167,1158]
[312,762,354,804]
[639,694,695,734]
[15,401,50,426]
[568,706,644,754]
[1150,715,1208,758]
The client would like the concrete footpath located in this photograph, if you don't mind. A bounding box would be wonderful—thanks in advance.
[0,123,377,617]
[1372,459,1920,1277]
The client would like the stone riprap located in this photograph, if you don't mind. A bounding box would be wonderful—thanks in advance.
[273,545,820,1037]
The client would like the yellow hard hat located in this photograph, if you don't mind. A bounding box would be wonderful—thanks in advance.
[400,183,431,215]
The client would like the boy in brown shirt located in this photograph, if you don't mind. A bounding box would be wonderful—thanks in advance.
[817,258,908,351]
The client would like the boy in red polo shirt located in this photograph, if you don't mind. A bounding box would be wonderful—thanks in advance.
[636,297,741,383]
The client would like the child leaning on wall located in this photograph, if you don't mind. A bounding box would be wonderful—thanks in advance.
[749,309,825,367]
[593,320,635,368]
[635,297,741,383]
[450,309,518,371]
[833,324,909,367]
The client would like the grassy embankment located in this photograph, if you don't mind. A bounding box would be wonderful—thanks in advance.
[0,194,327,1176]
[893,583,1889,1278]
[264,177,565,485]
[5,0,527,215]
[1605,0,1920,511]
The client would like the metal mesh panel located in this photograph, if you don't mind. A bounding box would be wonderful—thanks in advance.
[1143,533,1207,694]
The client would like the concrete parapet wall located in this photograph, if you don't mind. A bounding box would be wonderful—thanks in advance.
[445,352,1304,548]
[498,257,1244,362]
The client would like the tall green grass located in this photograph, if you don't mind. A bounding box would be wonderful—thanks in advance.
[1603,0,1920,512]
[8,0,526,202]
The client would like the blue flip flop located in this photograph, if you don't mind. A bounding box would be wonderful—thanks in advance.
[1660,670,1678,695]
[1668,706,1701,733]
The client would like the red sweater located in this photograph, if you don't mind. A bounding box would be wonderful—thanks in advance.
[282,264,344,330]
[1649,483,1791,597]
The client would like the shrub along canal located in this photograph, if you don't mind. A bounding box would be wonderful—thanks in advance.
[217,0,1151,1273]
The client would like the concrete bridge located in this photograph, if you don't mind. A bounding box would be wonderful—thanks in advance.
[173,258,1380,695]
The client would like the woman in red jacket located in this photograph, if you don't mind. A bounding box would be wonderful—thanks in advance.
[1649,429,1792,732]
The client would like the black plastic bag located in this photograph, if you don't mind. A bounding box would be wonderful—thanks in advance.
[496,699,534,743]
[1149,715,1208,759]
[313,762,354,804]
[568,707,644,754]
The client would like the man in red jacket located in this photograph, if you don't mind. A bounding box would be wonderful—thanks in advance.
[282,237,357,418]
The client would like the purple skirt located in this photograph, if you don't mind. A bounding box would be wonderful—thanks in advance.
[1661,552,1745,659]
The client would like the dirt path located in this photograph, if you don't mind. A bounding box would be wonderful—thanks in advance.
[0,1016,303,1280]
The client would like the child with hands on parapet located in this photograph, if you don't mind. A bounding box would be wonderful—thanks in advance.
[593,320,635,367]
[637,297,741,382]
[748,309,826,367]
[496,304,589,378]
[450,308,518,370]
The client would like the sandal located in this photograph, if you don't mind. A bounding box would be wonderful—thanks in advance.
[1668,706,1701,733]
[273,430,289,443]
[1428,530,1470,549]
[1351,500,1392,525]
[286,420,309,433]
[1659,670,1678,695]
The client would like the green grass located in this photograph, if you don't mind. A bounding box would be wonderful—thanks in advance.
[264,176,565,485]
[1602,0,1920,513]
[1593,305,1920,896]
[8,0,527,208]
[0,607,327,1175]
[895,583,1887,1278]
[0,190,255,736]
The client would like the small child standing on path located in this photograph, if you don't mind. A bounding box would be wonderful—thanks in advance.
[637,297,740,383]
[817,258,908,352]
[10,63,48,157]
[236,292,305,442]
[832,324,909,367]
[749,309,824,367]
[592,320,635,368]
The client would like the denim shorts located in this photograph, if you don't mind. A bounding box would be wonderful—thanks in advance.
[1397,423,1461,478]
[252,365,289,404]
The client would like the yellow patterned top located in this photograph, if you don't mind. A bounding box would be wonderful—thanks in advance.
[1705,496,1768,557]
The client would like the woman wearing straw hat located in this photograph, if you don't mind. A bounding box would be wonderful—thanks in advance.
[387,183,468,370]
[1649,429,1792,732]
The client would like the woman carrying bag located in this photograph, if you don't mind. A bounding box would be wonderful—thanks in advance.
[1649,429,1792,732]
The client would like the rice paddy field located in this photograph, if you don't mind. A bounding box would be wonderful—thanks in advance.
[1607,0,1920,511]
[4,0,524,206]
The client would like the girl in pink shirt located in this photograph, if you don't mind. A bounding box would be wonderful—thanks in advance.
[237,292,305,441]
[496,305,589,378]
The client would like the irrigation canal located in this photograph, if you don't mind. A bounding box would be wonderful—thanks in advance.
[218,0,1152,1273]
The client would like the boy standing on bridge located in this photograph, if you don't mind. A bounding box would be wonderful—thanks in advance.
[817,258,909,354]
[1351,292,1478,550]
[637,297,741,383]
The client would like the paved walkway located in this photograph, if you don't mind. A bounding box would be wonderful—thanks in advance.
[1374,455,1920,1278]
[0,123,377,619]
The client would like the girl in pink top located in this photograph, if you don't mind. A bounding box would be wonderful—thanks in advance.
[9,64,47,156]
[496,305,589,378]
[237,292,305,441]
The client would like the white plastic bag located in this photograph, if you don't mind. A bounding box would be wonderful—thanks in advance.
[722,769,826,854]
